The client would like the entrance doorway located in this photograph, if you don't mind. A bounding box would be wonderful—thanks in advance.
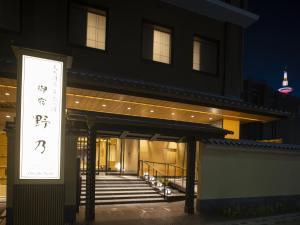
[77,137,139,175]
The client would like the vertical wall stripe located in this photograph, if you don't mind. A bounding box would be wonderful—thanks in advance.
[14,184,64,225]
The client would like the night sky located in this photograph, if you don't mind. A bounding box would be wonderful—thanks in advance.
[244,1,300,96]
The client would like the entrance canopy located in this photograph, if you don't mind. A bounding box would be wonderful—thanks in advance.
[67,109,230,142]
[0,76,287,133]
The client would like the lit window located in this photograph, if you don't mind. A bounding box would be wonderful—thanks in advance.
[142,23,172,64]
[86,11,106,50]
[193,40,201,71]
[193,36,218,75]
[153,29,171,64]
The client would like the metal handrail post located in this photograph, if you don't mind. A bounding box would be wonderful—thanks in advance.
[174,166,176,184]
[165,164,167,177]
[142,161,144,178]
[182,167,184,187]
[163,176,166,199]
[148,164,150,182]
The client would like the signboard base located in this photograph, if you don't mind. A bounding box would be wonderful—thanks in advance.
[13,184,64,225]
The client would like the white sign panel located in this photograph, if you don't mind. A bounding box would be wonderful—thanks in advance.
[19,55,64,179]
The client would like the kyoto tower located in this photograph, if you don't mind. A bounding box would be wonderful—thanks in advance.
[278,68,293,94]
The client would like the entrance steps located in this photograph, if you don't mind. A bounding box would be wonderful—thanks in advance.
[80,176,165,205]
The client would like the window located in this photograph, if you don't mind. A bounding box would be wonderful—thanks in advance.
[193,36,218,75]
[69,4,107,51]
[142,23,172,64]
[86,11,106,50]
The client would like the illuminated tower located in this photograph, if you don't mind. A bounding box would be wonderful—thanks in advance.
[278,68,293,94]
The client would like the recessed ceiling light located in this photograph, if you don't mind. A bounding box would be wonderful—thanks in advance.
[127,107,131,110]
[5,115,11,118]
[171,112,175,116]
[209,117,213,120]
[150,110,154,113]
[4,92,10,96]
[190,115,195,118]
[102,104,107,107]
[75,101,80,104]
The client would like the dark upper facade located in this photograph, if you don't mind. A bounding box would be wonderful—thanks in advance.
[0,0,257,99]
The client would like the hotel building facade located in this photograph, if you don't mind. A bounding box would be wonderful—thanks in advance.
[1,0,300,224]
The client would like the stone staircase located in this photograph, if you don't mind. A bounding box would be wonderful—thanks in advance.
[80,176,165,205]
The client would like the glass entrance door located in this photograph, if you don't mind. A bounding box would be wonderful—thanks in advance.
[96,138,107,173]
[122,139,139,174]
[77,136,140,175]
[106,138,121,173]
[105,138,139,174]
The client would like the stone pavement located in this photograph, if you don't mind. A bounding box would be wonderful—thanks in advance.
[214,213,300,225]
[75,201,215,225]
[0,200,299,225]
[75,201,300,225]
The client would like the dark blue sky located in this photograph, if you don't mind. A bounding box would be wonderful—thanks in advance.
[244,1,300,96]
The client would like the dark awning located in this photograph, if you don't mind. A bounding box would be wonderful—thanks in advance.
[67,109,231,142]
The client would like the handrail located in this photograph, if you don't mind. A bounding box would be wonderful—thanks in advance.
[142,161,165,175]
[139,160,188,192]
[139,160,169,199]
[142,160,169,165]
[169,163,186,171]
[168,164,186,188]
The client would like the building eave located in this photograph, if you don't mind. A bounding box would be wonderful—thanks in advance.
[67,109,230,141]
[68,69,291,119]
[0,58,291,119]
[161,0,259,28]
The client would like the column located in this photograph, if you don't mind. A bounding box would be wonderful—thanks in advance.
[64,121,78,223]
[85,121,96,221]
[184,137,196,214]
[5,122,15,225]
[196,141,203,212]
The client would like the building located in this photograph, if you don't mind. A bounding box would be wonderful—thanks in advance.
[1,0,300,224]
[242,79,300,144]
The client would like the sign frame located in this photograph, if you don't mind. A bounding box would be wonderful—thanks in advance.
[13,46,71,184]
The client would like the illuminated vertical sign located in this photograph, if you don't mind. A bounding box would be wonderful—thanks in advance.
[19,55,64,179]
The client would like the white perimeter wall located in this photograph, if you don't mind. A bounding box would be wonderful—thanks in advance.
[199,144,300,200]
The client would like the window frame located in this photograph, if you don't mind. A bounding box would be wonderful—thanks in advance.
[192,34,220,77]
[67,2,109,53]
[141,20,174,66]
[86,10,107,50]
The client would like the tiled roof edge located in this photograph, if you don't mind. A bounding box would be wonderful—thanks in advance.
[69,69,290,117]
[204,138,300,152]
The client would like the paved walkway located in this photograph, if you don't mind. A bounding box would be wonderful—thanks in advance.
[75,201,300,225]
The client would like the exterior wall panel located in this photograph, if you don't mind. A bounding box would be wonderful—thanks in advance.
[200,145,300,200]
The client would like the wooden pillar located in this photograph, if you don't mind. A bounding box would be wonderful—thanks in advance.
[85,122,96,221]
[196,141,203,212]
[184,137,196,214]
[64,121,78,223]
[5,122,15,225]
